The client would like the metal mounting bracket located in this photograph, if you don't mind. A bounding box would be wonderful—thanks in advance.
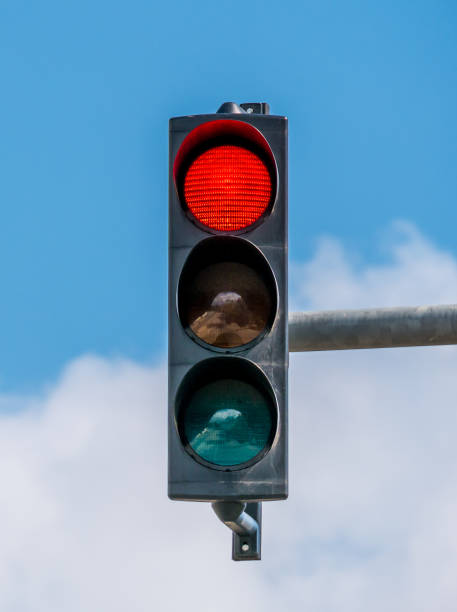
[211,501,262,561]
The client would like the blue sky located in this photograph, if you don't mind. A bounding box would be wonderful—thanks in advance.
[1,0,456,392]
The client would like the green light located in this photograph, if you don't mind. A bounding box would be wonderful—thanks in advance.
[182,378,273,467]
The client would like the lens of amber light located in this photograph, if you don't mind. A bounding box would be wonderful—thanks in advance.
[178,237,277,350]
[184,261,272,348]
[183,145,272,231]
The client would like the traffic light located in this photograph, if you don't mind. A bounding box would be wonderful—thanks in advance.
[168,102,288,508]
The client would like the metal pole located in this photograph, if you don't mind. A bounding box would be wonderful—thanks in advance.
[289,304,457,352]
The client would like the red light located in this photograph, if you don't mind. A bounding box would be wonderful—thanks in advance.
[183,145,272,231]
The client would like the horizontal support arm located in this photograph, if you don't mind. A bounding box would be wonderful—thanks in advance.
[289,304,457,352]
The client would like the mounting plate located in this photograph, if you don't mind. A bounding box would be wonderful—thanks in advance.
[232,502,262,561]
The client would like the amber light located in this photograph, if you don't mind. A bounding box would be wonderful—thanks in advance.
[183,144,272,231]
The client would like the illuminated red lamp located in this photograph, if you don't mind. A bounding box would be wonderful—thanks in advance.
[174,120,276,233]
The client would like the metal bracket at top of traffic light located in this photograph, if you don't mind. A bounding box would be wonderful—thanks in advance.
[168,101,287,560]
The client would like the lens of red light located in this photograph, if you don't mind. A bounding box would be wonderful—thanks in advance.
[183,144,273,232]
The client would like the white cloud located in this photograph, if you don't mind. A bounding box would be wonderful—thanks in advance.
[1,222,457,611]
[291,220,457,310]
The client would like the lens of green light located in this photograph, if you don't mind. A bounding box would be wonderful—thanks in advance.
[182,378,273,467]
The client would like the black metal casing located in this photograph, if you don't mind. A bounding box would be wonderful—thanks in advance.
[168,111,288,501]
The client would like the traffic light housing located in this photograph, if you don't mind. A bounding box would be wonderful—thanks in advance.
[169,103,288,502]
